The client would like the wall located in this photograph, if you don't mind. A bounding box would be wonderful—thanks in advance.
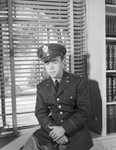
[86,1,116,149]
[86,0,106,136]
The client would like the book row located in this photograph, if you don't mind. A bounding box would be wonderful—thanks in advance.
[106,16,116,37]
[106,43,116,70]
[107,105,116,134]
[106,0,116,4]
[107,76,116,102]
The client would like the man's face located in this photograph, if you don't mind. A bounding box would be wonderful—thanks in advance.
[44,56,64,79]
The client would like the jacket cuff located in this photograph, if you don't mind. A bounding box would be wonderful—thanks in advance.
[44,121,56,134]
[62,119,77,135]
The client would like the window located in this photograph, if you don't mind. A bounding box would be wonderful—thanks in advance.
[0,0,87,137]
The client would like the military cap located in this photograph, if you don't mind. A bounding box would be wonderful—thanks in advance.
[37,43,66,62]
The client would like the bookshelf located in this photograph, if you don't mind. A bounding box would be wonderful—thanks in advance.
[106,1,116,135]
[87,0,116,149]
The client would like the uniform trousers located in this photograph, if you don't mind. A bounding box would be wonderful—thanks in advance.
[20,135,66,150]
[20,135,90,150]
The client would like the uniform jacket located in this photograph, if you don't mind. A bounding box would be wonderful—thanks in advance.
[33,71,93,150]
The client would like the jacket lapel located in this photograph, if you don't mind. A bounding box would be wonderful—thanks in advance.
[46,71,71,96]
[46,77,56,95]
[57,71,71,96]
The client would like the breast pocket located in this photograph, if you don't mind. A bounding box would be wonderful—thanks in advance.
[43,96,54,105]
[43,95,50,103]
[62,90,77,106]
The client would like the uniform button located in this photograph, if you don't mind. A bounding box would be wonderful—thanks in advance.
[58,105,61,108]
[60,111,63,114]
[57,98,60,101]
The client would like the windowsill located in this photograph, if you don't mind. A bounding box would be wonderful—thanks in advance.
[90,131,116,141]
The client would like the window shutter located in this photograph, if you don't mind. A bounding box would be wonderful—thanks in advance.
[0,0,87,137]
[73,0,87,76]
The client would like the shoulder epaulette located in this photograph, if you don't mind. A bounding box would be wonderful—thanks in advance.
[69,72,82,78]
[40,77,49,84]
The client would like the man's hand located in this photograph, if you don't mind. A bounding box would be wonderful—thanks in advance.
[56,135,69,145]
[49,126,65,141]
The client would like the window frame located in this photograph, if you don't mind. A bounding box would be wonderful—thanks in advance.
[0,0,87,137]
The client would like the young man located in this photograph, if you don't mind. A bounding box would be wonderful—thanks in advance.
[21,43,93,150]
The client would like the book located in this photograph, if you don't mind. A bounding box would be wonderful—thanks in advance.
[109,44,114,70]
[107,76,113,102]
[107,105,115,134]
[106,0,113,4]
[106,42,116,70]
[106,43,109,70]
[106,16,116,37]
[106,16,109,37]
[112,0,116,4]
[113,18,116,37]
[114,105,116,132]
[112,76,116,101]
[114,45,116,69]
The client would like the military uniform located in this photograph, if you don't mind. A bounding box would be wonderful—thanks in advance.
[33,70,93,150]
[20,43,93,150]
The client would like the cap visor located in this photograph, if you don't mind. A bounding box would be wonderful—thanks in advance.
[42,54,60,62]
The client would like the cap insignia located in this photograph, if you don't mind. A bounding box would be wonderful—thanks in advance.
[42,45,49,54]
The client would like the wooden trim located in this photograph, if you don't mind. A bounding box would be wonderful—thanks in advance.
[8,0,18,136]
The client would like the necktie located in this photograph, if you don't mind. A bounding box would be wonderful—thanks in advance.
[55,80,59,92]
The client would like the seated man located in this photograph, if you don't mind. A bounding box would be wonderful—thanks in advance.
[20,43,93,150]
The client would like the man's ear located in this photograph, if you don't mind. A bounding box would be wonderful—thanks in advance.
[62,58,65,66]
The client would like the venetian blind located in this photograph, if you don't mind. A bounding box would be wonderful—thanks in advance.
[73,0,86,76]
[0,0,14,136]
[12,0,71,134]
[0,0,86,137]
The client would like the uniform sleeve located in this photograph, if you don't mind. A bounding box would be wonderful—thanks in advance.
[35,84,57,134]
[62,77,91,135]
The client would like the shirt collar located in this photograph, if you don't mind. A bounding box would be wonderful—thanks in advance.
[52,78,61,84]
[51,70,63,84]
